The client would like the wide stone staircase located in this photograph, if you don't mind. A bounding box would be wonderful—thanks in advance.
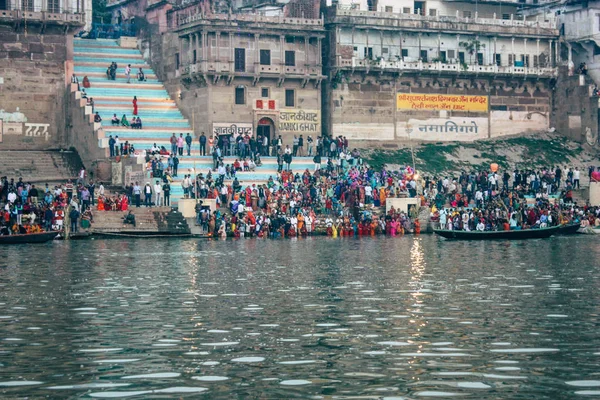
[91,206,191,236]
[71,38,317,205]
[0,150,82,183]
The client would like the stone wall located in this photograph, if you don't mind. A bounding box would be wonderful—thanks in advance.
[65,84,113,181]
[0,26,73,150]
[325,72,552,146]
[551,67,599,146]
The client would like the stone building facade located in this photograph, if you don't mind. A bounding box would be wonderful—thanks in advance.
[146,11,325,147]
[0,6,84,149]
[322,0,560,145]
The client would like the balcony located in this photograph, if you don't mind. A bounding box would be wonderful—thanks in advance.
[347,58,557,77]
[180,62,325,79]
[0,7,85,25]
[177,12,324,28]
[327,8,558,38]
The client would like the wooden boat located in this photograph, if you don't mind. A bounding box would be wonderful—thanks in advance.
[556,223,582,235]
[0,231,58,244]
[434,225,561,240]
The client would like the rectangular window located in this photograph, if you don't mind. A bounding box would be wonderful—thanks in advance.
[385,6,393,12]
[261,88,269,98]
[234,48,245,72]
[502,13,511,20]
[477,53,484,65]
[285,50,295,67]
[22,0,33,11]
[403,7,410,13]
[260,49,271,66]
[364,47,373,59]
[463,10,472,18]
[458,51,465,64]
[401,49,408,58]
[508,54,514,66]
[382,47,389,54]
[439,51,446,63]
[285,36,294,44]
[420,50,428,62]
[285,89,295,107]
[48,0,60,13]
[533,55,539,67]
[175,53,180,70]
[495,54,502,66]
[523,54,530,67]
[447,50,455,60]
[235,86,245,105]
[429,9,437,16]
[192,50,197,64]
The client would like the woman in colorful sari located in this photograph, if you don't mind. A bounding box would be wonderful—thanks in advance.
[121,114,130,127]
[121,195,129,211]
[97,196,105,211]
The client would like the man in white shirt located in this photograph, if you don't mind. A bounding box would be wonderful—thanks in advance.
[476,220,485,231]
[153,180,162,206]
[365,184,372,204]
[125,64,131,83]
[574,167,581,189]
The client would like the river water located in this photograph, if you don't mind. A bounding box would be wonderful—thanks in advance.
[0,236,599,399]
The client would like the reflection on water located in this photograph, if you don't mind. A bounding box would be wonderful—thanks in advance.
[1,236,600,398]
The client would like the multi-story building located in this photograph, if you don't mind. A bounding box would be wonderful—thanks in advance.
[151,9,326,146]
[0,1,85,149]
[322,0,560,144]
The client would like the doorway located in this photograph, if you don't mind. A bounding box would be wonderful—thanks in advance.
[257,117,275,156]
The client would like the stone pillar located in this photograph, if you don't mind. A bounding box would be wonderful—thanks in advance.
[536,39,540,67]
[305,36,309,71]
[255,33,260,73]
[511,37,515,66]
[216,32,220,65]
[201,31,207,70]
[229,32,234,71]
[524,38,528,67]
[188,34,193,65]
[456,34,460,63]
[399,31,403,61]
[437,34,441,60]
[317,37,322,66]
[365,29,369,59]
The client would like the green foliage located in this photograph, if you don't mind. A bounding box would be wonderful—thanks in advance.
[92,0,110,24]
[364,148,412,170]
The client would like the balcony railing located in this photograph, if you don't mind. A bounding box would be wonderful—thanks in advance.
[346,58,557,77]
[177,12,324,28]
[180,62,324,77]
[331,7,556,31]
[0,7,85,24]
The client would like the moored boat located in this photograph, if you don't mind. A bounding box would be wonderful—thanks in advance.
[434,225,561,240]
[0,231,59,244]
[556,223,582,235]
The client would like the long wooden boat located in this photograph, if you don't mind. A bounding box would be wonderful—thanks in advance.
[434,225,561,240]
[556,223,582,235]
[0,231,58,244]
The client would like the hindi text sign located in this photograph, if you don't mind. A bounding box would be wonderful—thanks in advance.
[397,93,488,112]
[279,110,320,133]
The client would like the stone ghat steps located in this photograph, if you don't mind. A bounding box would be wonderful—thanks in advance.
[91,207,190,234]
[72,38,194,179]
[0,151,82,182]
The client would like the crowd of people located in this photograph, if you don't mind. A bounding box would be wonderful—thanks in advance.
[0,175,97,236]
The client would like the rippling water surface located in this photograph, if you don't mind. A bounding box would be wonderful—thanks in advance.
[1,236,600,399]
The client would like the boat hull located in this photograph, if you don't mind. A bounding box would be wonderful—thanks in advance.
[0,231,58,244]
[557,223,582,235]
[434,226,560,240]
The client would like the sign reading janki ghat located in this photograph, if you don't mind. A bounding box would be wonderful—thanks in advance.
[397,93,488,112]
[279,110,320,133]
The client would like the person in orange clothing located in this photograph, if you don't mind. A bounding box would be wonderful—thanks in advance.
[414,219,421,235]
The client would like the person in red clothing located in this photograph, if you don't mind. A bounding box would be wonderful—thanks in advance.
[132,96,138,115]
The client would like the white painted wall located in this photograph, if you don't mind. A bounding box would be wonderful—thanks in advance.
[341,30,553,66]
[332,0,521,18]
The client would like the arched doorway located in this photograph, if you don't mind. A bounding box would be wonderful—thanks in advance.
[257,117,275,156]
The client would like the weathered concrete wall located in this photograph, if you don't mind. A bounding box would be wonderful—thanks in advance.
[65,84,112,180]
[551,67,599,146]
[326,73,552,145]
[0,27,72,150]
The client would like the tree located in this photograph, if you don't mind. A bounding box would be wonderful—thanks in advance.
[459,39,485,65]
[92,0,110,24]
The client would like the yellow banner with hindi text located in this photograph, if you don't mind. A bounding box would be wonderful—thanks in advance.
[397,93,488,112]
